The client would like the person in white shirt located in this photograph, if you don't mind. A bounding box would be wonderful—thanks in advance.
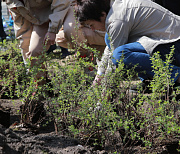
[76,0,180,93]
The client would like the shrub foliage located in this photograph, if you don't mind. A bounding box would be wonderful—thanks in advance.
[0,39,179,153]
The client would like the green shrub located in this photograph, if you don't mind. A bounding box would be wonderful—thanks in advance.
[0,36,179,153]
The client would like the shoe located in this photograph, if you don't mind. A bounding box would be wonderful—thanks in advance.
[46,44,57,54]
[130,80,152,94]
[60,47,71,59]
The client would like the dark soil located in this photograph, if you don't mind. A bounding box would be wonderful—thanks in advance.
[0,98,179,154]
[0,99,98,154]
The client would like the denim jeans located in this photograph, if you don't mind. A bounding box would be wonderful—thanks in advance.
[105,33,180,82]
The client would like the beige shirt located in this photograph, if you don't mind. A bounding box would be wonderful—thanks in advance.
[98,0,180,75]
[6,0,70,33]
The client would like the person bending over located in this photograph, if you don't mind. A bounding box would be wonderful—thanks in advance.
[6,0,70,86]
[75,0,180,92]
[56,0,107,59]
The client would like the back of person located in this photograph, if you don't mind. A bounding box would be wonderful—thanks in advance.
[153,0,180,16]
[107,0,180,55]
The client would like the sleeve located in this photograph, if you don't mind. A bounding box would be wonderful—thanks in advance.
[97,46,112,75]
[6,0,24,8]
[48,0,70,33]
[107,20,129,50]
[97,45,116,77]
[6,0,39,24]
[6,0,24,27]
[96,20,130,76]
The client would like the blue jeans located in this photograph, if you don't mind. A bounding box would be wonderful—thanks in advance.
[105,33,180,82]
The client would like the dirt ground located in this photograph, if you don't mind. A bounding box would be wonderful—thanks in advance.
[0,97,179,154]
[0,48,179,154]
[0,99,107,154]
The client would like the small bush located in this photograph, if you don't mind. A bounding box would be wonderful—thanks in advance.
[0,38,179,153]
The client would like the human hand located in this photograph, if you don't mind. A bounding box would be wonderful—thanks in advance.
[43,32,56,46]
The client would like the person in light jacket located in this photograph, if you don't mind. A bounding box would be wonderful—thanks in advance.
[6,0,70,86]
[76,0,180,92]
[56,0,107,58]
[6,0,107,86]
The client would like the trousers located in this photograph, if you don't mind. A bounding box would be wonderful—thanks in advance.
[15,18,50,80]
[106,34,180,82]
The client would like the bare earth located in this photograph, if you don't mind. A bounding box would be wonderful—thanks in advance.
[0,99,107,154]
[0,95,179,154]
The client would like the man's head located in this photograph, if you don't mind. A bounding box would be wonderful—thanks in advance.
[75,0,111,31]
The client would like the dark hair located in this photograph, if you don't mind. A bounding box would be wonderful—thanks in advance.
[75,0,111,23]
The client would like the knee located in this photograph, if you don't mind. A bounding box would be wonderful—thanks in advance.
[112,45,128,65]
